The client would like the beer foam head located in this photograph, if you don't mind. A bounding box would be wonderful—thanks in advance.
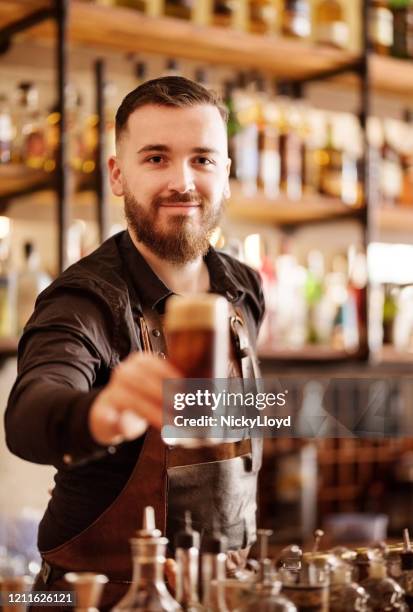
[165,293,229,332]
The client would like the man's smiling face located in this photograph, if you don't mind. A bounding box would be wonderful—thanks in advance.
[109,103,231,264]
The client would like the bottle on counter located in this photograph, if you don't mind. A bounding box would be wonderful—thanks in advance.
[329,561,369,612]
[361,553,407,611]
[112,506,181,611]
[397,528,413,608]
[282,0,311,38]
[0,95,13,164]
[16,242,51,335]
[174,512,203,611]
[314,0,348,48]
[238,559,297,611]
[280,556,329,612]
[64,572,108,612]
[369,0,394,54]
[201,528,229,612]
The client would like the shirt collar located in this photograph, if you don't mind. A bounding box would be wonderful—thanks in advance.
[120,230,246,312]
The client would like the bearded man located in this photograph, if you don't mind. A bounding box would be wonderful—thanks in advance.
[5,76,265,610]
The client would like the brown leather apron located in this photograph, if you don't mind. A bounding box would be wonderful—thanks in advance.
[31,302,261,611]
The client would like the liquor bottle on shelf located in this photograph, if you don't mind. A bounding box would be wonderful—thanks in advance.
[0,234,17,339]
[249,0,279,34]
[314,0,349,49]
[319,114,360,206]
[164,0,192,20]
[304,250,325,345]
[135,61,147,85]
[104,81,118,160]
[0,95,13,165]
[369,0,394,55]
[163,58,181,76]
[382,284,398,345]
[44,104,60,173]
[380,120,403,207]
[76,96,98,175]
[212,0,241,28]
[258,97,281,199]
[16,242,51,335]
[318,118,342,199]
[96,0,147,9]
[13,83,47,170]
[278,99,305,201]
[390,0,413,59]
[282,0,311,39]
[347,244,368,352]
[303,109,327,195]
[194,67,207,85]
[400,111,413,206]
[223,80,242,181]
[232,78,260,196]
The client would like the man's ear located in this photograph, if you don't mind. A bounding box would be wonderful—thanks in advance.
[108,156,124,197]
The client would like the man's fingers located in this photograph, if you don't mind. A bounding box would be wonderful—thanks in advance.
[118,410,148,440]
[104,387,163,429]
[123,352,182,379]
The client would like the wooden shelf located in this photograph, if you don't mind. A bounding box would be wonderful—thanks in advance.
[377,206,413,233]
[3,3,413,98]
[370,55,413,97]
[0,337,18,358]
[258,343,359,362]
[0,0,49,28]
[0,164,52,208]
[4,1,358,80]
[374,345,413,365]
[227,184,363,226]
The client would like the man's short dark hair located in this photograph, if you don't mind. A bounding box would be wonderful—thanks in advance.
[115,75,228,142]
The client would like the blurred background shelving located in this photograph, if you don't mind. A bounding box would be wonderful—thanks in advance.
[1,0,413,544]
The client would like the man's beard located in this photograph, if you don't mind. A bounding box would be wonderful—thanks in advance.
[124,189,223,264]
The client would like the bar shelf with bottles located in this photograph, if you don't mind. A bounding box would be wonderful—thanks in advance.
[6,0,413,95]
[0,80,113,211]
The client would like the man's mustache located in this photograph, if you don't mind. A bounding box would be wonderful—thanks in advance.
[153,193,204,207]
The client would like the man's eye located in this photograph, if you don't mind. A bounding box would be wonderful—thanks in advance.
[147,155,164,163]
[194,157,214,165]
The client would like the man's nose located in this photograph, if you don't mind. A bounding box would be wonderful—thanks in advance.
[167,163,195,194]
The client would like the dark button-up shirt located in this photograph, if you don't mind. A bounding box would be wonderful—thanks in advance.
[5,230,265,551]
